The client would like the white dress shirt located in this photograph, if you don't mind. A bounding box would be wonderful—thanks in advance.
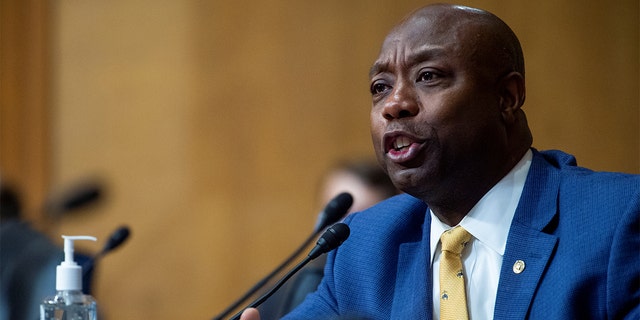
[430,150,532,319]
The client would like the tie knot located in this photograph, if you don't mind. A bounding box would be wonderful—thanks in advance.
[440,226,471,254]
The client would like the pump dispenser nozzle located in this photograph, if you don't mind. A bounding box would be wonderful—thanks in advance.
[41,235,99,320]
[57,235,97,291]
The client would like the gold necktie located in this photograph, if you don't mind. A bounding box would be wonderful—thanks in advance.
[439,226,472,320]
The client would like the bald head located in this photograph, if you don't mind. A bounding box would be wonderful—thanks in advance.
[382,4,525,79]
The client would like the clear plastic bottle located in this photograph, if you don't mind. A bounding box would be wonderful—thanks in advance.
[40,290,97,320]
[40,236,98,320]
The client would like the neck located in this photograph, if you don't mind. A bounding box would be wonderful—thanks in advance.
[427,186,486,227]
[426,147,530,226]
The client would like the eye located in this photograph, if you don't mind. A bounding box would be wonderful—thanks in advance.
[370,81,391,95]
[416,68,445,85]
[417,70,437,82]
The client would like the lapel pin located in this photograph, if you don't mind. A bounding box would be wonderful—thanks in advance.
[513,260,526,274]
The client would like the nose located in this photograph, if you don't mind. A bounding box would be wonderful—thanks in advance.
[381,82,419,120]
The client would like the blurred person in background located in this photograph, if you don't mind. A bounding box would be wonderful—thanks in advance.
[258,158,399,319]
[0,182,62,320]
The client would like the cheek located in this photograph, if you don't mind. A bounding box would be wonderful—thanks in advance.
[425,90,497,131]
[369,112,384,143]
[369,117,387,167]
[370,130,384,158]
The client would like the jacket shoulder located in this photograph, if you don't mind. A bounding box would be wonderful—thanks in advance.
[345,194,428,243]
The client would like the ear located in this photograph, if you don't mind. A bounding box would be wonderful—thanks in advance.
[499,72,526,124]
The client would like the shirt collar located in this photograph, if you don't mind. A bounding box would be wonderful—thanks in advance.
[430,149,532,260]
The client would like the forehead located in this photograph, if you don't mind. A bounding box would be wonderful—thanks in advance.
[393,8,467,44]
[371,7,486,76]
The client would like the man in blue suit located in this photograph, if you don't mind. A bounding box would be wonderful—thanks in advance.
[241,3,639,319]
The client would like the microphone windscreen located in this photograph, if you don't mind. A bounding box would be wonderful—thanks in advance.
[61,183,103,212]
[314,192,353,232]
[101,226,131,255]
[309,222,350,259]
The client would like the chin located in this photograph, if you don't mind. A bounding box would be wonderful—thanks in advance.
[389,167,420,190]
[393,165,440,196]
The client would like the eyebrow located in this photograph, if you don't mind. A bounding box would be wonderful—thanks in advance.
[369,46,447,79]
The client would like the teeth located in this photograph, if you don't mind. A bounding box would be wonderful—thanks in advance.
[393,136,412,150]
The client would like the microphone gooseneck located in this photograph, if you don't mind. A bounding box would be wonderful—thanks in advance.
[228,223,350,320]
[212,193,353,320]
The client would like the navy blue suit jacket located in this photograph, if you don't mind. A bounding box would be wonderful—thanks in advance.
[283,150,640,319]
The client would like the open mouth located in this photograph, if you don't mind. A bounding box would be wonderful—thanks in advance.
[384,133,425,163]
[384,133,420,152]
[392,136,413,151]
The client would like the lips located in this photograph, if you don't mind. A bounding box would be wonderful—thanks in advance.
[383,132,426,163]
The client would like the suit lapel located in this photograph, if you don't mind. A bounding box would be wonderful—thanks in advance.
[493,223,557,319]
[390,210,433,319]
[493,150,560,319]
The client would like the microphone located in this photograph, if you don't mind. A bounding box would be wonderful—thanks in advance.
[228,223,350,320]
[313,192,354,233]
[212,193,353,320]
[98,226,131,257]
[59,185,102,213]
[45,180,103,219]
[82,226,131,294]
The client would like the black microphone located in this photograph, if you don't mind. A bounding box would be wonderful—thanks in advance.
[82,226,131,294]
[98,226,131,257]
[46,180,103,219]
[60,185,102,213]
[212,193,353,320]
[313,192,354,233]
[228,223,350,320]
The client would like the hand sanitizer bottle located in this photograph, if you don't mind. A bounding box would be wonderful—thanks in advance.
[40,235,98,320]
